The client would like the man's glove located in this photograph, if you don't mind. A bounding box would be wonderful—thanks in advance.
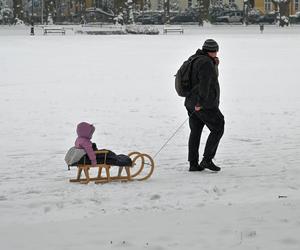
[214,57,220,66]
[195,104,202,112]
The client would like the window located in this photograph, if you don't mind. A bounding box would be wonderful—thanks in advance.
[229,0,235,5]
[265,0,272,12]
[296,0,299,12]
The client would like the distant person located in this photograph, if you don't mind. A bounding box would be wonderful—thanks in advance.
[198,18,203,26]
[259,23,264,33]
[184,39,225,172]
[30,21,34,36]
[80,16,86,25]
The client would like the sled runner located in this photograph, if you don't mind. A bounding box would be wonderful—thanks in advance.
[68,150,155,184]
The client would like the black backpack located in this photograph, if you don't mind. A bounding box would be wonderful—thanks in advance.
[175,55,200,97]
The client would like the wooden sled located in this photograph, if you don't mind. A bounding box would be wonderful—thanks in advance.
[69,150,155,184]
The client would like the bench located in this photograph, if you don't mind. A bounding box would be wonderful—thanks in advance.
[163,25,184,34]
[43,27,66,35]
[69,150,155,184]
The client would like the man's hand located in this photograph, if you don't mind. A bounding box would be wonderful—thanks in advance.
[195,105,202,112]
[214,56,220,66]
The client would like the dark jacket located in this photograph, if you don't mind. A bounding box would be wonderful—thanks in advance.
[184,49,220,110]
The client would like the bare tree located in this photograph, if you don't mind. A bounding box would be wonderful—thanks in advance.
[13,0,23,20]
[164,0,170,24]
[198,0,209,22]
[272,0,290,26]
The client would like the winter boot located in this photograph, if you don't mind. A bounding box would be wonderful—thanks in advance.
[189,161,205,172]
[199,158,221,172]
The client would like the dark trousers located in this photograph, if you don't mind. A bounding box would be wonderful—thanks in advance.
[187,107,224,163]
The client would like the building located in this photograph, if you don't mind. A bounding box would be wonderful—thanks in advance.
[148,0,299,15]
[149,0,244,12]
[254,0,299,15]
[8,0,300,22]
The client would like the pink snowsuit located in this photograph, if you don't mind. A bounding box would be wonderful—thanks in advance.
[75,122,97,166]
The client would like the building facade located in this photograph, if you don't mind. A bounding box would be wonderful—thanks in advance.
[254,0,299,15]
[148,0,244,12]
[4,0,300,22]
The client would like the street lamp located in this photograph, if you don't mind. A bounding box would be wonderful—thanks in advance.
[41,0,44,24]
[164,0,170,24]
[32,0,34,22]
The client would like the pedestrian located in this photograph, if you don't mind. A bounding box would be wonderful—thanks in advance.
[184,39,225,172]
[259,23,264,33]
[30,21,34,36]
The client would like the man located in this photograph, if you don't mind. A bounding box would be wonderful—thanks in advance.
[185,39,225,172]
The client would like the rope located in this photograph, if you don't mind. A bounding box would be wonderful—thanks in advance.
[152,111,195,159]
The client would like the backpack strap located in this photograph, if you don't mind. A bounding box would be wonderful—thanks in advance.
[186,55,201,97]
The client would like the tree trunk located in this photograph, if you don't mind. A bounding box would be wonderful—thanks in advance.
[272,0,290,26]
[13,0,23,20]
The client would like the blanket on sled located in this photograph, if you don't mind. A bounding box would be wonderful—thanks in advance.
[65,147,132,167]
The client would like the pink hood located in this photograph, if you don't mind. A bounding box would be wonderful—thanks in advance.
[75,122,96,165]
[76,122,95,139]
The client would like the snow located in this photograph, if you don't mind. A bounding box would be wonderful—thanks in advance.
[0,24,300,250]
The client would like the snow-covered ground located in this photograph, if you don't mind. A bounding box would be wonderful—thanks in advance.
[0,25,300,250]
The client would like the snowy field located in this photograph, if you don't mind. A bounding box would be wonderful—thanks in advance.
[0,24,300,250]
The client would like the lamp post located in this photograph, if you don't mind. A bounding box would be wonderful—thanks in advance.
[41,0,44,24]
[32,0,34,22]
[164,0,170,24]
[243,0,250,25]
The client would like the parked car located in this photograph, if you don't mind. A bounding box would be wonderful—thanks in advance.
[215,11,243,23]
[135,14,163,25]
[290,12,300,24]
[247,13,261,24]
[258,13,277,24]
[84,7,115,23]
[245,9,264,24]
[169,14,197,24]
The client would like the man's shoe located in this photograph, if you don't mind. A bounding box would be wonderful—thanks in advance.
[200,159,221,172]
[189,162,205,172]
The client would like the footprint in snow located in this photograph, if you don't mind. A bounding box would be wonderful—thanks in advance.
[280,238,299,245]
[150,194,161,200]
[0,195,7,201]
[112,240,134,247]
[44,206,51,213]
[242,230,257,238]
[213,186,222,195]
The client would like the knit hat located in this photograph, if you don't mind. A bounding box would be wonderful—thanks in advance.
[202,39,219,52]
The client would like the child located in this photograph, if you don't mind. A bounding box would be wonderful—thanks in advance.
[75,122,97,166]
[73,122,132,167]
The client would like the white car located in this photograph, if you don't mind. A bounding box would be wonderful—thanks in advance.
[216,11,243,23]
